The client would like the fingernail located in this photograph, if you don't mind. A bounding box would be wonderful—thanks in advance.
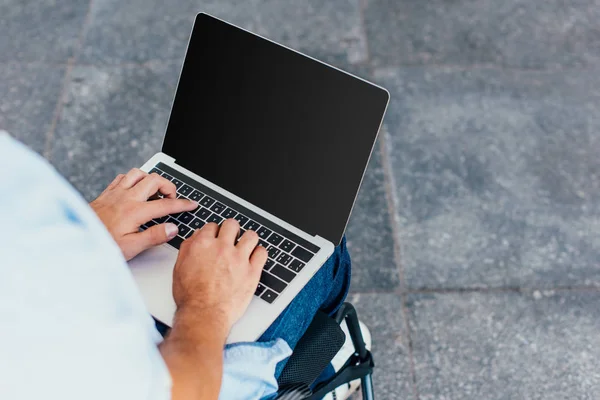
[165,223,179,239]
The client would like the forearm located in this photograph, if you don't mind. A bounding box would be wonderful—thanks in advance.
[159,306,229,400]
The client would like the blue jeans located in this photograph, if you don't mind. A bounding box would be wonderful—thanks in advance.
[155,236,351,380]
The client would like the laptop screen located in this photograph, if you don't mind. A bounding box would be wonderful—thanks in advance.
[163,13,389,245]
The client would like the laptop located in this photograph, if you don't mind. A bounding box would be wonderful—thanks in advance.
[128,13,390,344]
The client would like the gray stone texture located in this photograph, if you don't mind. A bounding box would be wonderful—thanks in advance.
[48,62,180,200]
[407,291,600,400]
[0,0,89,62]
[79,0,367,65]
[364,0,600,69]
[0,64,66,154]
[376,66,600,290]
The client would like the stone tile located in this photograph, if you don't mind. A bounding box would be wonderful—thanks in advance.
[408,291,600,400]
[0,64,66,155]
[0,0,89,62]
[375,66,600,289]
[346,144,400,291]
[48,62,180,201]
[348,293,415,400]
[79,0,366,65]
[363,0,600,69]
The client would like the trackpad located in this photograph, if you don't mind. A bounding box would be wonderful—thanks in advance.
[129,245,178,327]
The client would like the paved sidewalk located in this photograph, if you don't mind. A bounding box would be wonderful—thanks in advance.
[2,1,600,399]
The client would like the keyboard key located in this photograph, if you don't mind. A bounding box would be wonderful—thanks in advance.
[155,215,168,223]
[189,190,204,202]
[189,218,205,230]
[260,272,287,293]
[267,245,281,259]
[266,232,283,246]
[179,184,193,196]
[145,219,157,227]
[161,172,173,180]
[207,214,223,224]
[255,283,266,297]
[291,246,314,263]
[261,290,277,304]
[171,178,184,189]
[149,167,163,175]
[244,220,260,231]
[210,202,226,214]
[276,253,292,266]
[221,208,237,219]
[279,239,295,253]
[257,226,272,239]
[258,240,269,248]
[271,264,296,283]
[168,236,184,249]
[166,217,179,225]
[178,224,191,237]
[289,259,305,273]
[195,207,211,220]
[177,212,194,225]
[264,259,275,271]
[200,196,215,208]
[234,214,249,226]
[184,230,194,239]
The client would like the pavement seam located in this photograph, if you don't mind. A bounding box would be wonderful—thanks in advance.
[358,0,371,64]
[378,126,420,400]
[43,0,95,161]
[406,285,600,295]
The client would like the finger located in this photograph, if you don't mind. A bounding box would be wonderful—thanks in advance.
[120,223,179,261]
[132,173,178,200]
[236,230,260,257]
[249,246,268,275]
[198,222,219,238]
[106,174,126,191]
[134,198,198,223]
[119,168,147,189]
[218,219,240,244]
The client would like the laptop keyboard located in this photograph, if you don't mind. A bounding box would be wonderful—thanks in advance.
[141,165,318,304]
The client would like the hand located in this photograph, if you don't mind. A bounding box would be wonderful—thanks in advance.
[172,219,268,335]
[90,168,198,261]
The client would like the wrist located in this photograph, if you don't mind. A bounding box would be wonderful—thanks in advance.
[171,304,231,347]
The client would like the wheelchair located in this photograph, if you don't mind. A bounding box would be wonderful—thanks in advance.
[154,302,375,400]
[274,302,375,400]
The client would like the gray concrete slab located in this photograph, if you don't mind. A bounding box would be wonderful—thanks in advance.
[375,65,600,289]
[0,64,66,154]
[0,0,89,62]
[78,0,367,65]
[48,62,180,200]
[363,0,600,69]
[407,291,600,400]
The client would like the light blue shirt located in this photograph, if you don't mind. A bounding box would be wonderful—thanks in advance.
[0,133,291,400]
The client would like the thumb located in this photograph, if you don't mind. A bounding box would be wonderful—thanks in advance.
[122,223,179,260]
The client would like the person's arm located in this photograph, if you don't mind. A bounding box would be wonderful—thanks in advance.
[158,307,228,399]
[159,220,267,400]
[91,169,268,399]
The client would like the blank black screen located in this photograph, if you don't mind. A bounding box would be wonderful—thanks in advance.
[163,14,389,245]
